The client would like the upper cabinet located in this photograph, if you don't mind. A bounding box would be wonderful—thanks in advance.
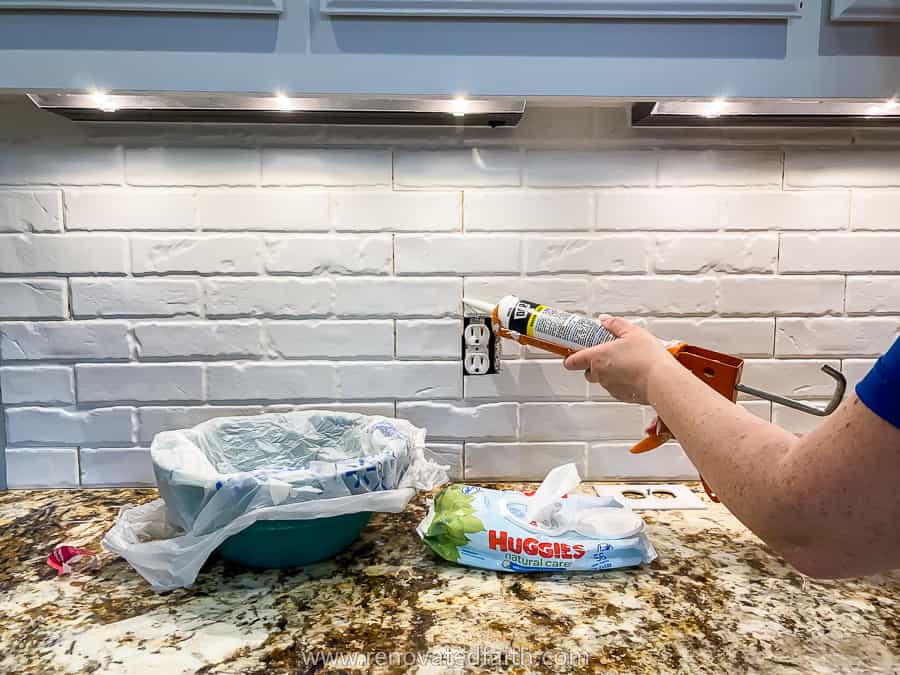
[0,0,282,12]
[831,0,900,21]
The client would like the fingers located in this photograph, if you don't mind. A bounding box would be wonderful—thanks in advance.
[600,315,633,338]
[564,349,592,371]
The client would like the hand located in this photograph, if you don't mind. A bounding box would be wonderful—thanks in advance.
[563,317,672,405]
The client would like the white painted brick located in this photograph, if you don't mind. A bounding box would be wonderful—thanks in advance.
[6,448,79,488]
[195,190,329,231]
[205,278,333,318]
[0,234,128,274]
[262,148,391,186]
[126,147,258,186]
[77,364,204,404]
[0,145,122,185]
[275,402,396,417]
[65,189,196,231]
[851,191,900,230]
[397,402,517,440]
[395,234,520,275]
[464,277,589,313]
[207,363,338,402]
[519,402,645,441]
[135,321,263,359]
[396,320,461,360]
[395,149,520,187]
[333,278,462,318]
[587,442,698,480]
[0,280,67,319]
[464,361,588,400]
[780,233,900,274]
[336,362,461,400]
[465,442,587,481]
[739,360,842,400]
[0,365,74,405]
[465,191,593,232]
[657,150,782,187]
[71,279,202,318]
[597,190,848,231]
[644,318,774,357]
[6,406,134,445]
[79,448,156,487]
[775,318,900,357]
[138,405,263,443]
[331,191,460,232]
[741,400,772,421]
[773,404,829,435]
[785,151,900,187]
[264,320,394,358]
[264,235,392,275]
[654,234,777,273]
[524,235,648,274]
[525,151,655,187]
[0,321,130,361]
[846,277,900,314]
[426,443,463,481]
[132,235,262,275]
[841,359,877,390]
[718,276,844,316]
[0,190,62,232]
[592,277,717,315]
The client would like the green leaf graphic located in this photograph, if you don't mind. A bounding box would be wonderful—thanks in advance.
[424,485,486,563]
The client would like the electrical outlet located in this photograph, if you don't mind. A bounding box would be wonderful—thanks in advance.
[464,351,491,375]
[463,316,501,376]
[464,323,491,348]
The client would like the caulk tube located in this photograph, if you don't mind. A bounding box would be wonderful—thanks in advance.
[494,295,616,353]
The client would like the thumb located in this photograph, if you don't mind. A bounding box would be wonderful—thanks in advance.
[600,315,632,338]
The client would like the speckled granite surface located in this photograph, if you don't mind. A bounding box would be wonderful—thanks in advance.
[1,485,898,674]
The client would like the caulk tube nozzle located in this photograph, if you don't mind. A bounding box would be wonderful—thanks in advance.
[462,297,497,314]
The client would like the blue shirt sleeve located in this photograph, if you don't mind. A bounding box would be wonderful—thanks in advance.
[856,336,900,429]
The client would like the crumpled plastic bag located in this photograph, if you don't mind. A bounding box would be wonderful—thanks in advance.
[103,411,447,591]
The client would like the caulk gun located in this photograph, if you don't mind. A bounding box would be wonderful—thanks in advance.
[463,295,847,501]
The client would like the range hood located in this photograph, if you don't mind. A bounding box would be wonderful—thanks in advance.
[632,100,900,127]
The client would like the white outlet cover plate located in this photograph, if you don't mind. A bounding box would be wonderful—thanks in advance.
[593,484,707,510]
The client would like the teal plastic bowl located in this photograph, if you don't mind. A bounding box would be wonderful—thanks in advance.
[216,512,373,568]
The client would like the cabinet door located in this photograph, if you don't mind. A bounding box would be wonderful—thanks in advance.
[831,0,900,21]
[0,0,282,12]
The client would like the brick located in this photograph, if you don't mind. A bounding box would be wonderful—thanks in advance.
[0,365,74,405]
[739,360,842,400]
[395,149,520,187]
[6,407,134,445]
[657,150,782,187]
[264,235,392,275]
[262,148,391,186]
[519,402,645,441]
[79,448,156,487]
[775,318,899,357]
[464,277,590,314]
[464,191,593,232]
[65,189,196,231]
[0,234,128,275]
[785,151,900,187]
[524,235,648,274]
[525,151,655,187]
[205,278,333,318]
[846,277,900,314]
[718,276,844,316]
[138,406,264,443]
[71,279,202,318]
[780,233,900,273]
[77,364,204,404]
[0,190,62,232]
[773,404,830,435]
[654,234,777,273]
[336,362,461,400]
[195,190,329,231]
[425,443,463,481]
[851,191,900,230]
[464,361,588,400]
[135,321,263,359]
[741,400,772,421]
[126,147,258,186]
[644,318,774,357]
[395,234,520,275]
[840,359,877,390]
[333,278,462,318]
[207,363,338,402]
[0,145,122,185]
[465,442,587,480]
[132,235,262,275]
[592,277,717,315]
[587,442,698,480]
[397,402,517,440]
[331,191,460,232]
[0,280,67,319]
[396,320,461,359]
[5,448,79,487]
[0,321,130,360]
[264,320,394,358]
[275,402,396,418]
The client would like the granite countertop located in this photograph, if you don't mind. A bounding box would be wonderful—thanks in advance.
[1,485,898,674]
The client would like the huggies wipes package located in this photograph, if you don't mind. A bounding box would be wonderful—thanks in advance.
[417,464,656,572]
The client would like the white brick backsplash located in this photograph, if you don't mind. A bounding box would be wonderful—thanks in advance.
[465,191,593,232]
[587,442,698,480]
[395,234,520,275]
[645,318,775,357]
[464,277,589,313]
[132,235,262,275]
[850,191,900,230]
[6,448,80,488]
[841,359,876,390]
[739,360,842,400]
[846,277,900,314]
[0,279,67,319]
[263,148,391,186]
[331,191,460,232]
[333,278,462,317]
[77,363,204,404]
[126,147,258,186]
[776,318,900,357]
[525,151,655,187]
[395,150,520,187]
[205,278,333,318]
[196,190,329,231]
[397,402,517,440]
[207,362,338,402]
[0,321,130,360]
[337,362,461,400]
[264,321,394,358]
[138,405,264,443]
[396,320,461,359]
[785,151,900,187]
[72,279,202,318]
[264,235,392,275]
[780,233,900,274]
[657,150,782,187]
[135,321,263,359]
[0,145,122,186]
[65,189,196,231]
[519,402,645,441]
[79,448,156,487]
[465,443,587,481]
[0,190,62,232]
[718,276,844,316]
[6,407,134,445]
[654,234,777,273]
[0,365,74,405]
[524,235,648,274]
[279,402,396,417]
[592,277,717,315]
[0,234,128,275]
[425,443,463,481]
[464,361,588,400]
[773,404,829,435]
